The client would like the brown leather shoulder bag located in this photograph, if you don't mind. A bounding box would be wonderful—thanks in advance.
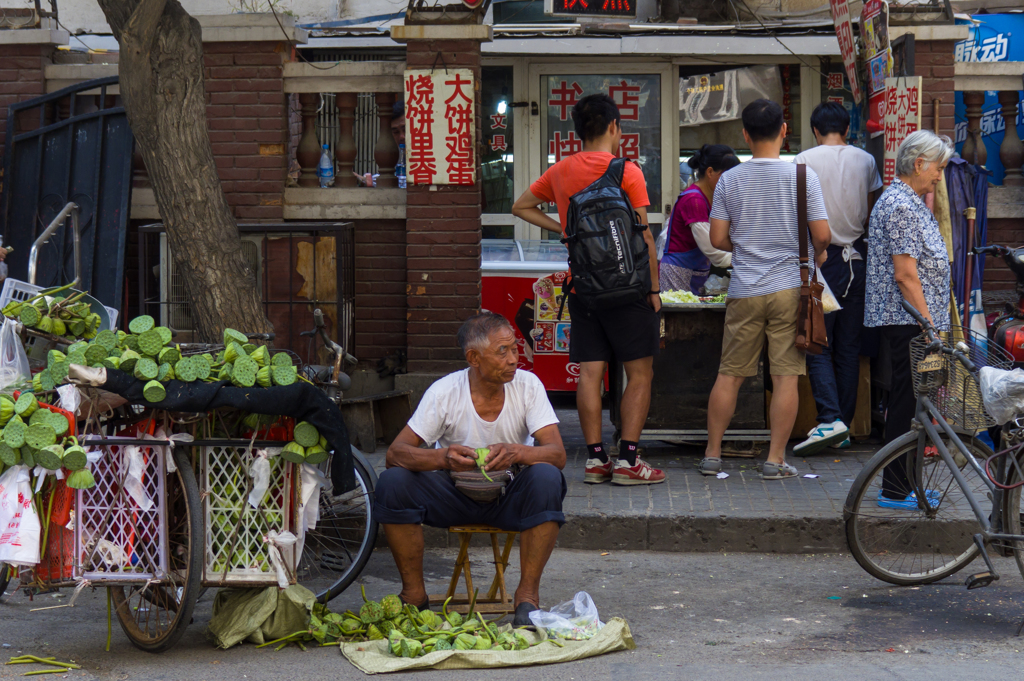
[796,163,827,355]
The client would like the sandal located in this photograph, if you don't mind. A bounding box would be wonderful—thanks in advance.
[761,461,798,480]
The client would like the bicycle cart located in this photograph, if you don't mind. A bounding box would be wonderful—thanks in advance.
[0,310,377,653]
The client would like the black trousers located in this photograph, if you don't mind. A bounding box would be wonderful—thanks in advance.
[374,463,567,531]
[881,324,921,499]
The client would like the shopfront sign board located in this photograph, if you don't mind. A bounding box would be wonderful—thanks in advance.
[404,69,476,186]
[882,76,922,186]
[828,0,862,104]
[861,0,892,95]
[544,0,636,19]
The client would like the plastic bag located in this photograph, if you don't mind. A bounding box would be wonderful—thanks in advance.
[0,465,41,567]
[0,318,29,391]
[528,591,604,640]
[819,272,842,314]
[704,274,730,295]
[979,366,1024,425]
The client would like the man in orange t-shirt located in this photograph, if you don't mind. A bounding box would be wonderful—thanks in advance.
[512,93,663,488]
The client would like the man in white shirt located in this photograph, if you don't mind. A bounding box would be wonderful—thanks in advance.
[377,312,566,626]
[792,102,883,456]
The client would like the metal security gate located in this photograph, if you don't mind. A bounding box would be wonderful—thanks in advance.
[1,76,134,313]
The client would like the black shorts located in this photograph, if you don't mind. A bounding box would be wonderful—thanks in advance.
[567,293,660,363]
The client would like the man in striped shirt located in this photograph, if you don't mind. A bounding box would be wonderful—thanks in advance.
[701,99,832,480]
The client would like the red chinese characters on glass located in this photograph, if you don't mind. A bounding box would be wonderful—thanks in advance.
[827,73,844,91]
[883,157,896,185]
[406,74,436,185]
[490,134,508,152]
[490,113,507,130]
[444,73,475,185]
[549,81,584,121]
[617,133,639,160]
[548,131,582,162]
[609,80,641,121]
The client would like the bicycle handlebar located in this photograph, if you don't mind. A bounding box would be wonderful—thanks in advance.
[972,245,1010,257]
[901,299,978,373]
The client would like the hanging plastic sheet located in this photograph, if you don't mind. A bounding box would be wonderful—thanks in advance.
[946,159,990,335]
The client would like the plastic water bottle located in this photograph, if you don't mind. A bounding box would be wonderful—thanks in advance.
[396,143,406,189]
[318,144,334,188]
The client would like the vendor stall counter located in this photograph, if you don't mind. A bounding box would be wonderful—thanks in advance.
[610,301,770,442]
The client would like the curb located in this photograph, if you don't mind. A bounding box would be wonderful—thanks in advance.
[404,513,849,554]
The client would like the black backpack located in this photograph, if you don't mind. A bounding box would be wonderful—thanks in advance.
[560,157,652,313]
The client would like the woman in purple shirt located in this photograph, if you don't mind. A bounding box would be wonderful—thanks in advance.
[660,145,740,294]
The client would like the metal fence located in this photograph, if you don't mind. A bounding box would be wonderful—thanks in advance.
[136,222,355,360]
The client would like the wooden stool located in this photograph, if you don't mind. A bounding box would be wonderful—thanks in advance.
[429,525,518,615]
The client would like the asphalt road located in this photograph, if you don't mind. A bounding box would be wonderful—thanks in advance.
[1,549,1023,680]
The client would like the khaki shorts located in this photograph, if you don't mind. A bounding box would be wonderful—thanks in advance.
[719,287,806,377]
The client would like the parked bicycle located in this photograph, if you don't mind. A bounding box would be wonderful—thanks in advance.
[844,299,1024,590]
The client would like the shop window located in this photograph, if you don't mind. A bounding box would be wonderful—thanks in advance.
[481,65,515,239]
[541,74,662,212]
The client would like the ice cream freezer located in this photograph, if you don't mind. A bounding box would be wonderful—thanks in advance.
[481,239,579,392]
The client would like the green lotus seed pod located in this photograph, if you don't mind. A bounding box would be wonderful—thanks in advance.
[143,380,166,403]
[35,443,63,471]
[66,468,96,489]
[249,345,269,367]
[119,349,141,373]
[223,328,248,347]
[256,366,272,388]
[94,329,118,351]
[48,410,68,437]
[14,393,37,418]
[128,315,154,334]
[218,362,233,381]
[62,440,86,471]
[293,421,320,448]
[84,344,107,365]
[24,423,56,450]
[272,365,297,386]
[154,326,173,346]
[47,350,66,369]
[280,441,305,464]
[134,358,159,381]
[304,444,328,465]
[224,342,244,365]
[20,447,34,469]
[271,352,292,368]
[19,305,40,327]
[158,346,180,365]
[0,442,17,467]
[137,329,164,357]
[193,354,212,380]
[175,356,198,383]
[123,335,140,353]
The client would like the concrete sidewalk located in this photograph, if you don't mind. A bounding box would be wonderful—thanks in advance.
[365,407,879,554]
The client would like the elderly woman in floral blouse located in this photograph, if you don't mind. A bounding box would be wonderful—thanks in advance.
[864,129,953,508]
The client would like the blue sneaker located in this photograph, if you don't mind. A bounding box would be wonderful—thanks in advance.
[877,490,941,510]
[830,437,851,450]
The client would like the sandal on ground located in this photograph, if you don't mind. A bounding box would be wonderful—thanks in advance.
[513,601,539,627]
[761,461,798,480]
[698,457,722,476]
[399,596,430,611]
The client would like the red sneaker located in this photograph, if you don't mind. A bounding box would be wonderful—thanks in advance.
[584,458,613,484]
[612,457,666,486]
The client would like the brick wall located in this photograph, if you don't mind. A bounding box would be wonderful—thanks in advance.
[404,39,484,373]
[354,219,407,362]
[0,44,50,162]
[914,40,956,139]
[203,41,290,221]
[984,218,1018,291]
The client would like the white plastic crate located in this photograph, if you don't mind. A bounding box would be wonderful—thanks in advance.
[0,278,120,330]
[203,445,298,586]
[75,441,169,582]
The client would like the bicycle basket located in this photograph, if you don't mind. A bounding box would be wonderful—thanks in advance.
[909,325,1013,430]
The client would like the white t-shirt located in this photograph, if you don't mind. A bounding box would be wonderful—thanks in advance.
[709,158,829,298]
[794,144,883,260]
[407,369,559,449]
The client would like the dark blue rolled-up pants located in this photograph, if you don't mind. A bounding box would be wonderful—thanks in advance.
[374,463,567,531]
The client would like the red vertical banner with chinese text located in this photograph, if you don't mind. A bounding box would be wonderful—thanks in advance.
[828,0,862,104]
[882,76,922,187]
[404,69,477,186]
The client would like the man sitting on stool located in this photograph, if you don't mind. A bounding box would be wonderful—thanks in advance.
[375,312,566,626]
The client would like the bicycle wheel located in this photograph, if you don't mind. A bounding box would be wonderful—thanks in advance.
[296,446,378,603]
[845,431,992,585]
[110,447,203,652]
[999,447,1024,582]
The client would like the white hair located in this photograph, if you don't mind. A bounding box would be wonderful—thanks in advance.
[895,129,954,176]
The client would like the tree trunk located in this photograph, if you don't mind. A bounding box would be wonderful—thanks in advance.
[97,0,272,342]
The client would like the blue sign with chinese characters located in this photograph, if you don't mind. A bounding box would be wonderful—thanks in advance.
[954,14,1024,185]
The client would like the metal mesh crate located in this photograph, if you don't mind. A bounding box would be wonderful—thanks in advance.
[202,445,298,587]
[75,442,168,582]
